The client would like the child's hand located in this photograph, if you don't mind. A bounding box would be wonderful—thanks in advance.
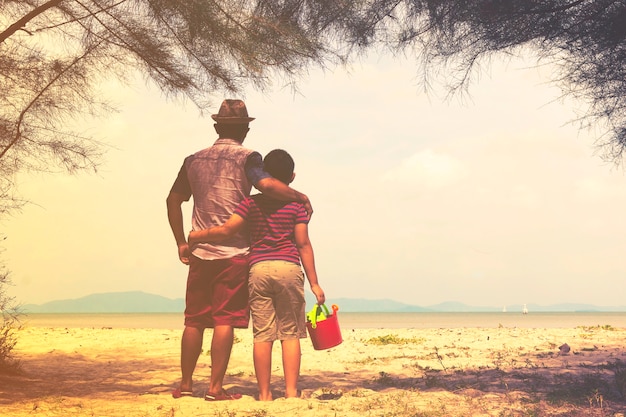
[311,284,325,305]
[187,231,198,245]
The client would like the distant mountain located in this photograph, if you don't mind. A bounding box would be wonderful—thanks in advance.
[20,291,626,313]
[22,291,185,313]
[425,301,501,312]
[325,297,431,313]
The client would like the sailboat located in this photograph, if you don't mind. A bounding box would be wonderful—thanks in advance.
[522,304,528,315]
[502,306,507,313]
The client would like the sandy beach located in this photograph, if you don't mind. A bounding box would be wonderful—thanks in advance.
[2,323,626,416]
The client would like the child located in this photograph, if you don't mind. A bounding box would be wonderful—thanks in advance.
[188,149,325,400]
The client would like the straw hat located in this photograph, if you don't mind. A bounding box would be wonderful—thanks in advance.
[211,99,255,124]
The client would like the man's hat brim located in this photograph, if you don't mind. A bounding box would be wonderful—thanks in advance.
[211,115,255,124]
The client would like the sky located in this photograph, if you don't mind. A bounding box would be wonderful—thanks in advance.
[2,50,626,309]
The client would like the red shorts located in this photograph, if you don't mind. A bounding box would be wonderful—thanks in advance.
[184,254,250,329]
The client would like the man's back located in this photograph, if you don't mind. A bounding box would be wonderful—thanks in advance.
[184,138,254,259]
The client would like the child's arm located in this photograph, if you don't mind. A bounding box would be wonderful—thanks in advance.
[295,222,325,305]
[188,213,246,245]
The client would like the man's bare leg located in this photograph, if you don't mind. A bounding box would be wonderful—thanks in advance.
[179,326,204,392]
[207,325,234,395]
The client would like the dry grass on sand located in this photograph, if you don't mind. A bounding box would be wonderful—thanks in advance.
[1,324,626,416]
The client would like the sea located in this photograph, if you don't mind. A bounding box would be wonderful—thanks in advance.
[19,311,626,330]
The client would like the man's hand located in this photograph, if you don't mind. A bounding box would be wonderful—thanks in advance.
[301,194,313,219]
[177,242,190,265]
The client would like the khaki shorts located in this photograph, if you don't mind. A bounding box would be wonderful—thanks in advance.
[248,260,306,343]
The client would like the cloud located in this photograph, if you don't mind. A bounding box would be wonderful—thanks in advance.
[508,184,542,209]
[574,177,621,202]
[381,149,467,188]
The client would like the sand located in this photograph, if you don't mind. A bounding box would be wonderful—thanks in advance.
[1,323,626,416]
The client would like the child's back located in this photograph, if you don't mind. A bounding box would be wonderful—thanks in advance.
[235,194,308,266]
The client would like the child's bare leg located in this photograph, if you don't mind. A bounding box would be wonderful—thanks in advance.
[281,339,301,398]
[253,341,274,401]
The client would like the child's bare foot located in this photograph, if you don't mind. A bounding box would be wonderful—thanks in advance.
[257,391,273,401]
[284,388,299,399]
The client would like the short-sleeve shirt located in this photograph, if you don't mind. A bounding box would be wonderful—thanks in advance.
[170,151,269,199]
[169,140,271,260]
[234,194,309,266]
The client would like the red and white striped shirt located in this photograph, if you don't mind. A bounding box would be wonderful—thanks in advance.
[234,194,309,266]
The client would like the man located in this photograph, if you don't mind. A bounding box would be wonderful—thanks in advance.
[166,99,311,401]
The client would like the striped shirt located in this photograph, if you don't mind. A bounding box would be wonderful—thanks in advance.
[234,194,309,266]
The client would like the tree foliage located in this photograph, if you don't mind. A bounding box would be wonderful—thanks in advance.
[2,0,626,206]
[0,0,364,213]
[338,0,626,163]
[0,244,21,373]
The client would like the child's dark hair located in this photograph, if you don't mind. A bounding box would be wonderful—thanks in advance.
[263,149,294,184]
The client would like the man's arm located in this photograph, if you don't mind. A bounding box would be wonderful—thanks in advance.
[245,152,313,216]
[166,191,190,265]
[256,177,313,217]
[295,223,325,305]
[188,214,246,245]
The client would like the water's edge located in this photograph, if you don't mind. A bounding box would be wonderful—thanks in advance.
[20,312,626,330]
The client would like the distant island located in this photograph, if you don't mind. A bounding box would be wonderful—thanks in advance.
[19,291,626,313]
